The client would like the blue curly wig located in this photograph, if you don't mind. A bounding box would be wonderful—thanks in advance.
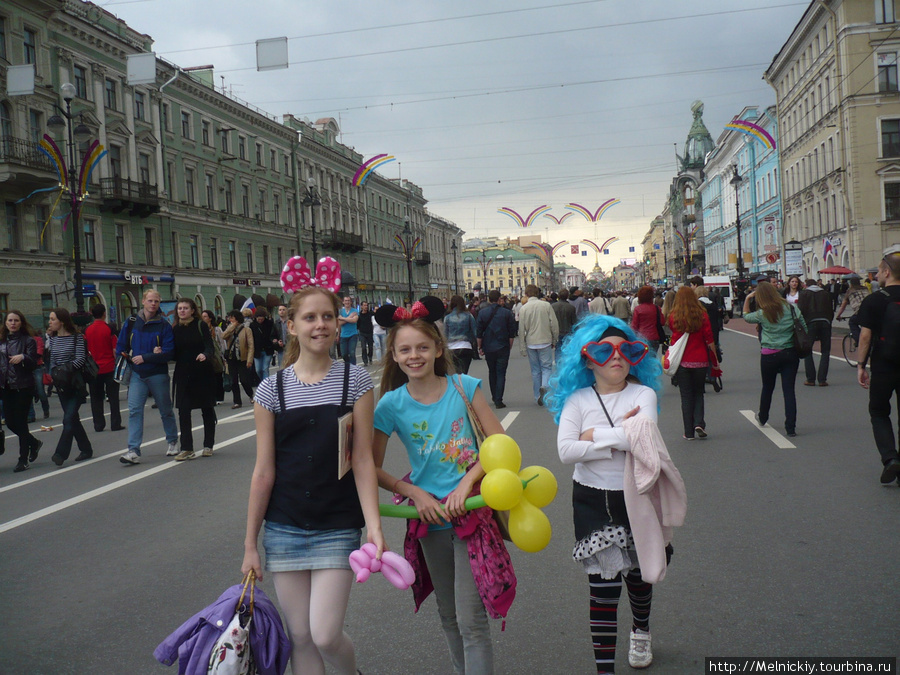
[545,314,664,424]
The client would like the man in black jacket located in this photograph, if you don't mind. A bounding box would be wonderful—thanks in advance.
[798,278,834,386]
[476,290,517,409]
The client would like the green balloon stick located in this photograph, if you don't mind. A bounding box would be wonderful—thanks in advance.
[377,474,539,519]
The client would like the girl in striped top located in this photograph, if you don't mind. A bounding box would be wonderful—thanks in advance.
[48,307,93,465]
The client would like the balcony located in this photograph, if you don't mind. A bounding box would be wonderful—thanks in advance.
[0,137,57,189]
[415,251,432,266]
[99,177,160,218]
[320,228,364,253]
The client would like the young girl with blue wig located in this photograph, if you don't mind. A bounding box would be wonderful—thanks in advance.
[546,314,665,673]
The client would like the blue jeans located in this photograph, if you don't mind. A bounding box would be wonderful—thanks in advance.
[526,346,554,401]
[253,355,270,385]
[759,348,800,433]
[127,372,178,454]
[373,334,385,362]
[340,334,358,365]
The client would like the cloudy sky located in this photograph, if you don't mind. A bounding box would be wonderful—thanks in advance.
[103,0,808,272]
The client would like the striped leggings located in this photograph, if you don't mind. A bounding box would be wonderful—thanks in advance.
[589,570,652,674]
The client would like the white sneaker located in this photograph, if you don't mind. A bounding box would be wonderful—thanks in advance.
[628,630,652,669]
[119,450,141,465]
[174,449,196,461]
[166,443,179,456]
[201,447,214,457]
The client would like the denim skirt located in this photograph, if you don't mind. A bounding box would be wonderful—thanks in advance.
[263,521,361,572]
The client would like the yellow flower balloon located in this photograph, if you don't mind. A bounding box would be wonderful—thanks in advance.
[479,434,522,474]
[481,468,524,511]
[508,499,552,552]
[518,466,558,509]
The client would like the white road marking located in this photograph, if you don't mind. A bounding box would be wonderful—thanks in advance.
[739,410,796,449]
[0,429,257,535]
[500,411,519,430]
[0,408,255,495]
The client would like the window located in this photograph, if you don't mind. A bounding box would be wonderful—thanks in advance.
[105,78,117,110]
[262,245,270,274]
[876,0,896,24]
[229,240,236,270]
[256,143,263,165]
[0,294,7,315]
[220,129,229,154]
[201,120,210,145]
[5,202,19,249]
[238,136,246,160]
[273,194,280,224]
[224,180,233,213]
[145,228,155,265]
[109,145,122,179]
[882,119,900,157]
[134,91,146,120]
[270,149,277,171]
[138,153,151,184]
[162,103,170,131]
[258,190,266,219]
[283,155,290,175]
[171,232,180,266]
[277,247,283,267]
[0,102,10,140]
[190,235,200,268]
[241,184,250,217]
[184,168,194,204]
[246,243,254,272]
[167,162,176,200]
[287,198,294,226]
[879,53,898,92]
[210,237,219,270]
[28,109,41,144]
[0,17,6,60]
[205,173,214,208]
[83,221,96,260]
[36,205,50,252]
[74,65,87,99]
[116,224,126,263]
[181,111,191,139]
[23,28,36,65]
[886,182,900,220]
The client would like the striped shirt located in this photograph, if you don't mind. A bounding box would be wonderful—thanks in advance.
[255,360,373,413]
[48,334,86,370]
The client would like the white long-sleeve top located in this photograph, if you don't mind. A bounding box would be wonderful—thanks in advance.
[557,382,659,491]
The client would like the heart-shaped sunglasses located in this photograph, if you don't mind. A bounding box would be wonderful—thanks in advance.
[581,340,649,367]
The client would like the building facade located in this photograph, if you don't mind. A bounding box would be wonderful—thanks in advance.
[641,215,666,284]
[461,239,551,297]
[0,0,461,326]
[764,0,900,276]
[700,106,781,278]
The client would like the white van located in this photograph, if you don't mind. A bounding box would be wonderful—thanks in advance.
[702,276,734,316]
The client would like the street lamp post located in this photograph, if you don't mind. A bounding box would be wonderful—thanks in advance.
[403,215,414,304]
[47,82,93,325]
[301,176,322,262]
[450,239,459,295]
[731,166,745,281]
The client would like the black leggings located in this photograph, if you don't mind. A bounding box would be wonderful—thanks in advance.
[589,570,652,674]
[178,406,216,452]
[2,388,39,461]
[676,366,707,437]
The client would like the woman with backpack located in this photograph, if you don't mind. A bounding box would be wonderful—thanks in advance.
[172,299,217,460]
[48,308,93,466]
[224,310,255,409]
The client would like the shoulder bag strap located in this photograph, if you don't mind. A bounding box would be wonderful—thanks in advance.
[591,385,616,428]
[452,375,486,445]
[276,368,286,414]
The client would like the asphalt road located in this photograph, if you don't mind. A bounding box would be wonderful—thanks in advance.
[1,325,898,674]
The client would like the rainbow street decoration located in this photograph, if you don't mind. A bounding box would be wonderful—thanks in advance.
[551,241,569,255]
[724,119,776,150]
[529,241,554,258]
[543,212,573,225]
[352,154,396,187]
[581,237,619,259]
[497,205,552,228]
[39,134,107,198]
[394,233,421,259]
[565,198,620,223]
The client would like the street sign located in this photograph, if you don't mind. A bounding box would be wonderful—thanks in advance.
[784,240,803,276]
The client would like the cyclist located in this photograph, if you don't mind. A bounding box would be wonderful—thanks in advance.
[835,274,869,345]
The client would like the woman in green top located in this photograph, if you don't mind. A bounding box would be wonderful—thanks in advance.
[743,282,807,437]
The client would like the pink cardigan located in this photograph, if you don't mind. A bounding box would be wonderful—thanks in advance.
[622,414,688,584]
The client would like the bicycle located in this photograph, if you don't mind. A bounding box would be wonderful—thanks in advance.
[837,318,858,367]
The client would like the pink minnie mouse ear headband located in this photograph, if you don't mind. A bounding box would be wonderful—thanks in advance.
[280,256,342,294]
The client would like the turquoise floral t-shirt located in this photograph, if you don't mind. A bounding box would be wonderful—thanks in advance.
[374,374,481,500]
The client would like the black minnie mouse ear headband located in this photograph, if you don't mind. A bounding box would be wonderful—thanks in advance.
[374,296,446,328]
